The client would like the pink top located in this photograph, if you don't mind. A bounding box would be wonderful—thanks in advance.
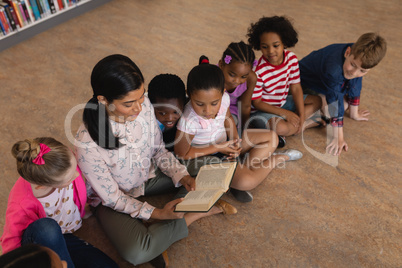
[0,167,86,254]
[228,82,248,117]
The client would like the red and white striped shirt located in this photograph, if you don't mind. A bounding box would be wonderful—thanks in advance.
[252,50,301,108]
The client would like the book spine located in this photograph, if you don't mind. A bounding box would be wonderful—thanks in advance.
[34,0,42,17]
[1,7,12,32]
[16,1,27,25]
[40,0,50,16]
[10,1,23,27]
[46,0,55,14]
[28,0,39,20]
[56,0,62,10]
[0,3,17,31]
[52,0,58,11]
[0,13,6,35]
[0,7,9,33]
[7,3,20,28]
[22,0,34,22]
[20,1,31,23]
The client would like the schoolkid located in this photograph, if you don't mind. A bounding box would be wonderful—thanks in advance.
[298,32,387,155]
[1,137,118,268]
[246,16,322,137]
[174,63,303,203]
[148,73,187,152]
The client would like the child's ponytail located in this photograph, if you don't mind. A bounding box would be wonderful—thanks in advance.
[11,137,71,186]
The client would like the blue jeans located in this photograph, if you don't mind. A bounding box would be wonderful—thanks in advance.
[21,218,118,268]
[250,94,308,129]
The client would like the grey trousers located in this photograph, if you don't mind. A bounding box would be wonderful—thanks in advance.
[94,168,188,265]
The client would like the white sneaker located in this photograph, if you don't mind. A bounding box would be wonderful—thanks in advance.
[273,149,303,161]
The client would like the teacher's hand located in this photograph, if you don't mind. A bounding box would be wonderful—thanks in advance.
[180,175,195,191]
[151,198,185,220]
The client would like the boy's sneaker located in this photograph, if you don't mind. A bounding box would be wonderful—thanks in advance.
[278,135,286,148]
[230,188,253,203]
[199,55,209,65]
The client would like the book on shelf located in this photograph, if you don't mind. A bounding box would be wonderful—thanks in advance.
[0,3,17,31]
[175,161,238,212]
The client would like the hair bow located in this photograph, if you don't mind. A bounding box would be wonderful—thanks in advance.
[224,55,232,64]
[32,143,52,165]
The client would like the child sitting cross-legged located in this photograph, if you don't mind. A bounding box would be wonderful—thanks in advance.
[1,137,118,268]
[174,63,303,203]
[148,73,187,152]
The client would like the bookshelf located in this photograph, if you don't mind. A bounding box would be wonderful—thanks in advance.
[0,0,112,52]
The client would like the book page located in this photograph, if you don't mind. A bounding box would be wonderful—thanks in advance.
[175,189,223,212]
[196,168,229,190]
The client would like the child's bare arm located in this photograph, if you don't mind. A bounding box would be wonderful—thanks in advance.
[239,72,257,128]
[327,126,348,156]
[349,105,370,121]
[289,83,305,133]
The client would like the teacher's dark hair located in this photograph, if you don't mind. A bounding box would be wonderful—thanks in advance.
[83,54,144,149]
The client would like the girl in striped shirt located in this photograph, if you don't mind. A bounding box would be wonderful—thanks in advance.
[247,16,322,137]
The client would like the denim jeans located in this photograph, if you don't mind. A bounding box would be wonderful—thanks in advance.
[21,218,118,268]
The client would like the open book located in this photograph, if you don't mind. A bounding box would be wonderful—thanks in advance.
[175,161,238,212]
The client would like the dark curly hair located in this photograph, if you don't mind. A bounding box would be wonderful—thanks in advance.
[247,16,298,50]
[148,74,186,104]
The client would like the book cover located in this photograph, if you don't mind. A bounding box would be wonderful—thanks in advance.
[40,0,50,16]
[175,161,238,212]
[0,2,17,31]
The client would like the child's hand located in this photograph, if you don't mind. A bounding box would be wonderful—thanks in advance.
[295,115,305,135]
[350,109,370,121]
[283,110,300,128]
[218,140,242,159]
[179,175,195,191]
[326,137,348,156]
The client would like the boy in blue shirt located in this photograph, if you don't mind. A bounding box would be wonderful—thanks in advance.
[148,73,187,152]
[299,32,387,156]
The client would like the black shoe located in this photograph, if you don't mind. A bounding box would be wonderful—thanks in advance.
[278,135,286,148]
[230,188,253,203]
[199,55,209,65]
[149,252,167,268]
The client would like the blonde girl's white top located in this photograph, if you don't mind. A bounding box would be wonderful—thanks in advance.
[177,92,230,146]
[37,183,82,233]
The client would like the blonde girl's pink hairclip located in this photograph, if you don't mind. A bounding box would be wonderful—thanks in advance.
[224,55,232,64]
[32,143,52,165]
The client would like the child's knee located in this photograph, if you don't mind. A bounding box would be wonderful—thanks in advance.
[24,218,63,245]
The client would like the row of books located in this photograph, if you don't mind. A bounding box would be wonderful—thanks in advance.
[0,0,83,37]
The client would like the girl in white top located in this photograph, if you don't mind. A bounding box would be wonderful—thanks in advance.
[175,64,302,203]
